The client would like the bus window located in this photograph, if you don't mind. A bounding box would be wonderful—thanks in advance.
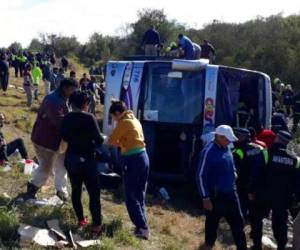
[144,63,205,124]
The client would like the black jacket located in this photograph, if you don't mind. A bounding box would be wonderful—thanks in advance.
[265,143,300,206]
[141,29,160,45]
[233,141,266,194]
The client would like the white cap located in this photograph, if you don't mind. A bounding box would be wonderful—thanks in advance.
[215,125,238,142]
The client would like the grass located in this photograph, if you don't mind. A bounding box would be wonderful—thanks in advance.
[0,61,240,250]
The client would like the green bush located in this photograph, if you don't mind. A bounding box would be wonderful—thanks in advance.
[0,208,19,243]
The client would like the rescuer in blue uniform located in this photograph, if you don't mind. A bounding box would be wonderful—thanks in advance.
[251,130,300,250]
[197,125,247,250]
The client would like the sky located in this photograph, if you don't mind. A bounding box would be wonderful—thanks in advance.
[1,0,300,47]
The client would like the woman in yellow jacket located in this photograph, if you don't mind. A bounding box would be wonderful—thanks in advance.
[108,101,150,240]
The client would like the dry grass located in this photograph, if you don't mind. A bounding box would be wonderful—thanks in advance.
[0,62,239,250]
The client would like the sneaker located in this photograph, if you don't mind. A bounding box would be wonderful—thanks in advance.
[91,225,103,236]
[78,217,88,227]
[56,191,68,202]
[135,228,149,240]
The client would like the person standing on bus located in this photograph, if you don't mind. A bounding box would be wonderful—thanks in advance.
[201,40,216,63]
[141,25,161,57]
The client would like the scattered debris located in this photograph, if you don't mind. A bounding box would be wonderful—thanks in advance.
[77,240,101,248]
[18,224,57,247]
[262,235,277,249]
[159,187,170,201]
[69,230,78,249]
[55,240,69,248]
[17,159,38,175]
[18,223,101,248]
[26,196,63,206]
[2,165,12,172]
[2,192,11,199]
[47,219,67,240]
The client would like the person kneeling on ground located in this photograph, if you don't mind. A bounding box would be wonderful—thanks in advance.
[0,113,29,164]
[61,91,104,235]
[108,101,150,240]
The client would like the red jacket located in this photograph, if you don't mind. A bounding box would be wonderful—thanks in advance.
[256,129,276,148]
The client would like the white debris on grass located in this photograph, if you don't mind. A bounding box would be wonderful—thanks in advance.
[77,240,101,248]
[46,219,67,240]
[26,195,63,206]
[2,192,11,199]
[2,165,12,172]
[18,224,57,247]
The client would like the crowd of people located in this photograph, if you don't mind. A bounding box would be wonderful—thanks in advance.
[0,49,105,112]
[14,77,149,238]
[196,76,300,249]
[141,25,216,62]
[1,33,300,248]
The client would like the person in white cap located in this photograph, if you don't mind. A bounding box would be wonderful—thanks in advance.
[196,125,247,250]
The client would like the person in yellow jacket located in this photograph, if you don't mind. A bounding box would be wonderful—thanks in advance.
[32,62,43,100]
[108,100,150,240]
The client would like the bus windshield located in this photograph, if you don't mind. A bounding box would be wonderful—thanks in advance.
[144,63,205,124]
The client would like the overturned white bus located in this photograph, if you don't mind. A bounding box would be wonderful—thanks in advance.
[103,58,272,182]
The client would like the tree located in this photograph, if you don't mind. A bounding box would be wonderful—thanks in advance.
[28,38,44,52]
[8,42,22,53]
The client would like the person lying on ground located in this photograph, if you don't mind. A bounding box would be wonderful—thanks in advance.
[0,113,29,164]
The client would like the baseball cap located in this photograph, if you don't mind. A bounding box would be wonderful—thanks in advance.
[215,125,238,142]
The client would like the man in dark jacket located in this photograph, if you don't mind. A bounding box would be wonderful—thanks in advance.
[197,125,247,250]
[233,128,267,219]
[61,56,69,72]
[26,78,77,201]
[0,53,9,94]
[201,40,216,63]
[141,25,161,56]
[251,131,300,250]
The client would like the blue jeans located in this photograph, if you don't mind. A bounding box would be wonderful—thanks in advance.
[123,151,149,230]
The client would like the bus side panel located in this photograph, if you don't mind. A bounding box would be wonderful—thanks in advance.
[130,63,144,117]
[103,62,127,135]
[263,74,272,129]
